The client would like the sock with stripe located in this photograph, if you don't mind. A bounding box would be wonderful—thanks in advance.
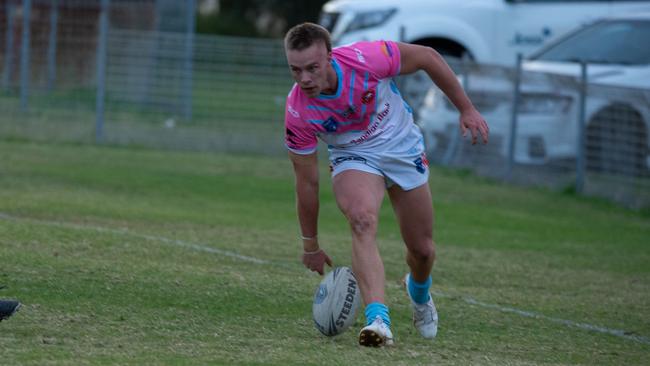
[408,274,432,304]
[364,302,391,327]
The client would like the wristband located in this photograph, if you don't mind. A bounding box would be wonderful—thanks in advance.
[301,235,317,241]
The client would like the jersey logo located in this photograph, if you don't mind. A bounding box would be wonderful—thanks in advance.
[361,90,375,104]
[354,48,366,63]
[342,105,356,118]
[323,116,338,132]
[288,105,300,118]
[381,42,393,58]
[285,127,298,147]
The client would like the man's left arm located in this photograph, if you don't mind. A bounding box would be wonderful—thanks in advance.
[396,42,489,145]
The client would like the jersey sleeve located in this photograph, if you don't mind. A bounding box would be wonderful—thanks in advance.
[285,92,318,155]
[354,40,401,79]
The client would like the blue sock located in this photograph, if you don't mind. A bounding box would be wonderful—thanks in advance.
[364,302,390,327]
[408,274,432,304]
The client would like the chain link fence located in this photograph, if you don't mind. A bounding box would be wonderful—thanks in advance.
[1,0,291,154]
[416,59,650,209]
[1,0,648,209]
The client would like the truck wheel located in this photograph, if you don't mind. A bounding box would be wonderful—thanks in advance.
[400,46,466,118]
[586,104,648,177]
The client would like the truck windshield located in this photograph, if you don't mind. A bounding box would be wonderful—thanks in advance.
[532,20,650,65]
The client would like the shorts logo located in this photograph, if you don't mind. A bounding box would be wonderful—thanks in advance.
[361,90,375,104]
[331,156,367,167]
[414,154,429,174]
[323,116,338,132]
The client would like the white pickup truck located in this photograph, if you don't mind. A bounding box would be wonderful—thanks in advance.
[320,0,650,117]
[320,0,650,176]
[320,0,650,65]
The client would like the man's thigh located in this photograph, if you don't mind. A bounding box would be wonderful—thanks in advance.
[332,169,386,217]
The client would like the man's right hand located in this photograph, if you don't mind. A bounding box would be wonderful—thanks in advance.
[302,249,333,275]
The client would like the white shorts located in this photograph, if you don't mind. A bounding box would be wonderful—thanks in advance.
[328,124,429,191]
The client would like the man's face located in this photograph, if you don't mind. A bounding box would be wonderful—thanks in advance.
[286,42,332,98]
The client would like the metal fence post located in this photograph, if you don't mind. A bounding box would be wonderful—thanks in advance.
[575,62,588,194]
[397,25,406,91]
[19,0,31,111]
[143,0,162,105]
[506,54,523,181]
[2,2,15,90]
[46,0,59,91]
[182,0,196,120]
[95,0,109,142]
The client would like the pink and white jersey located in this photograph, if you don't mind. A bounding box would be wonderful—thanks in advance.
[284,40,415,154]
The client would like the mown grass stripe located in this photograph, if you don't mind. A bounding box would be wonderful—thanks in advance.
[2,211,648,346]
[0,212,292,268]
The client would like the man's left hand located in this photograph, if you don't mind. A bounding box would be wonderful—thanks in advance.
[460,108,489,145]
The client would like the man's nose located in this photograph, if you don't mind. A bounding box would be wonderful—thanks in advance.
[300,72,312,84]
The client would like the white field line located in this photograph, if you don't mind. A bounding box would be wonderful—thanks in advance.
[0,212,274,266]
[431,291,650,345]
[1,212,648,346]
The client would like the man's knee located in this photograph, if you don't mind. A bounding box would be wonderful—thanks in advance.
[409,241,436,263]
[345,209,378,236]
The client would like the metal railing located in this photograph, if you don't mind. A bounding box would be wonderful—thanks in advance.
[414,57,650,209]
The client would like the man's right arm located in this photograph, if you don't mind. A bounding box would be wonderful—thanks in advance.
[289,150,333,275]
[289,150,320,252]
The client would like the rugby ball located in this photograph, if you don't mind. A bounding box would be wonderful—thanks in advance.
[312,266,361,336]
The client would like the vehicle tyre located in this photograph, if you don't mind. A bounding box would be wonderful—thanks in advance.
[586,104,648,177]
[400,45,467,118]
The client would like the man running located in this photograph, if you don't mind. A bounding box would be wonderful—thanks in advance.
[283,22,488,347]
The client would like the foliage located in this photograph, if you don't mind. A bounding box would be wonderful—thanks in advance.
[196,0,329,37]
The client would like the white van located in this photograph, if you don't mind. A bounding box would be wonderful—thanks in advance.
[320,0,650,65]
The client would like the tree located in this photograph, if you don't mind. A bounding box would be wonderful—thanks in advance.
[197,0,328,37]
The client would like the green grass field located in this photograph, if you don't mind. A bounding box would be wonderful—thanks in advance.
[0,140,649,365]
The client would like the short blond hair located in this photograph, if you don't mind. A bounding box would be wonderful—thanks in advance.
[284,22,332,53]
